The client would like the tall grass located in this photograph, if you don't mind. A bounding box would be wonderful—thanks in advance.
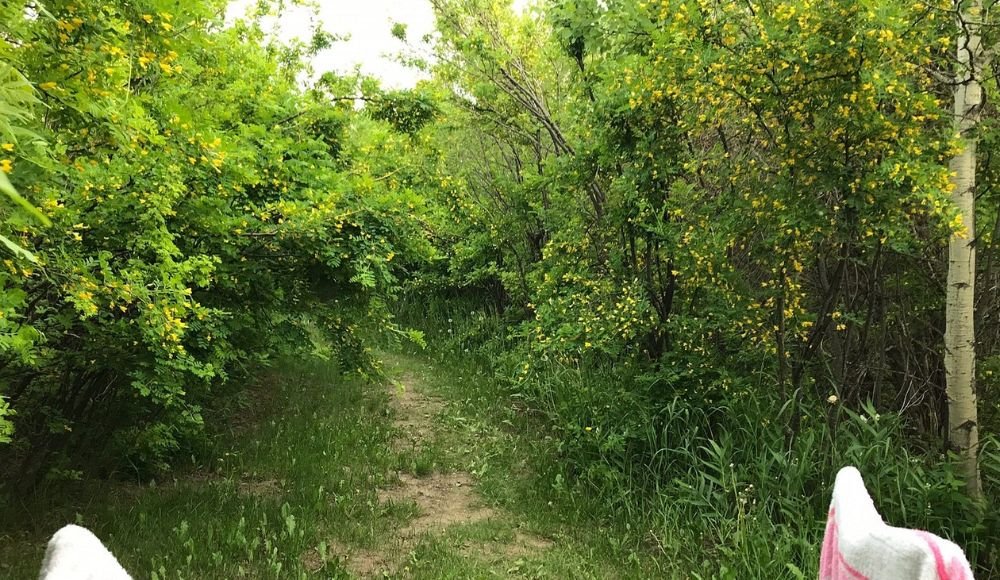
[397,296,1000,577]
[0,360,401,579]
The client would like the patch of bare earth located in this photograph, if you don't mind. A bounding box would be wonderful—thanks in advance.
[381,472,496,536]
[387,373,443,452]
[459,531,555,563]
[323,367,552,577]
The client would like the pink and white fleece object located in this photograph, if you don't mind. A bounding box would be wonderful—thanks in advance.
[820,466,974,580]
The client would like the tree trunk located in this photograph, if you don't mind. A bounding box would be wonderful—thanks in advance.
[945,0,984,501]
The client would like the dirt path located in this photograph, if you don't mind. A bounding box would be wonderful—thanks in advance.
[333,366,553,577]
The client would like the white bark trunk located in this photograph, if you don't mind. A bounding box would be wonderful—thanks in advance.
[946,0,983,500]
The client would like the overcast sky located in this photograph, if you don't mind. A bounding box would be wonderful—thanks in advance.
[229,0,531,89]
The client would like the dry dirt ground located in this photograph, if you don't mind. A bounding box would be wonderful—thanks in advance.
[326,370,553,577]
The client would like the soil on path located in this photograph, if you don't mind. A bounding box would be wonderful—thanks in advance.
[329,366,553,577]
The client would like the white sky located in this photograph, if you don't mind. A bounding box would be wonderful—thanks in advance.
[229,0,531,89]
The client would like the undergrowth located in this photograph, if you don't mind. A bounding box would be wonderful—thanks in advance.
[0,351,652,579]
[398,296,1000,578]
[0,360,400,579]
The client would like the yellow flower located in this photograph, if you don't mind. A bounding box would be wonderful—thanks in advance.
[827,395,838,405]
[1,143,13,152]
[142,14,154,23]
[39,81,58,91]
[0,159,12,173]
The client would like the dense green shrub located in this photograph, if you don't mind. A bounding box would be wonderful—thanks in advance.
[402,0,1000,574]
[2,0,998,573]
[399,302,1000,575]
[0,1,430,486]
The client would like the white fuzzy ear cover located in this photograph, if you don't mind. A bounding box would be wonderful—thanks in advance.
[820,466,974,580]
[38,524,132,580]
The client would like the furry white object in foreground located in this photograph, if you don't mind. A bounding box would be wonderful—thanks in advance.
[38,524,132,580]
[820,466,974,579]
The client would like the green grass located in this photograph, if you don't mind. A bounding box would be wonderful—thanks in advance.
[0,353,659,579]
[378,352,658,579]
[0,360,400,579]
[393,301,1000,578]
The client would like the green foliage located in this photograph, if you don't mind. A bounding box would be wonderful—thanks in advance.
[406,0,1000,574]
[390,22,408,42]
[0,0,432,485]
[0,353,650,579]
[0,360,400,578]
[0,0,997,574]
[0,396,13,444]
[0,54,51,441]
[404,303,1000,575]
[367,89,440,136]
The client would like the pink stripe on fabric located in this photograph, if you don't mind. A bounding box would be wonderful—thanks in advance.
[918,531,949,579]
[837,548,870,579]
[820,510,837,576]
[821,508,870,580]
[916,531,969,580]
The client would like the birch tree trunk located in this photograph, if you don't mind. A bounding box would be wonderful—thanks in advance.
[946,0,984,501]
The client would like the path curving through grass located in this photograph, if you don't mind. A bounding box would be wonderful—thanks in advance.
[0,353,644,579]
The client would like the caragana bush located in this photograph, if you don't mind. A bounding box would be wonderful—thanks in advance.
[0,0,430,485]
[407,0,1000,573]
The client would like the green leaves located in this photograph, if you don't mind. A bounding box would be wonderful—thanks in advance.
[0,234,37,264]
[0,397,13,444]
[0,172,50,227]
[0,0,428,477]
[367,89,440,135]
[0,62,40,141]
[0,60,49,266]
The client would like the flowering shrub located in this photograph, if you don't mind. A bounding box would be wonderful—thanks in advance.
[0,1,430,484]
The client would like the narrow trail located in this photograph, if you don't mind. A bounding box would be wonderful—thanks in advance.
[332,357,554,578]
[1,353,636,579]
